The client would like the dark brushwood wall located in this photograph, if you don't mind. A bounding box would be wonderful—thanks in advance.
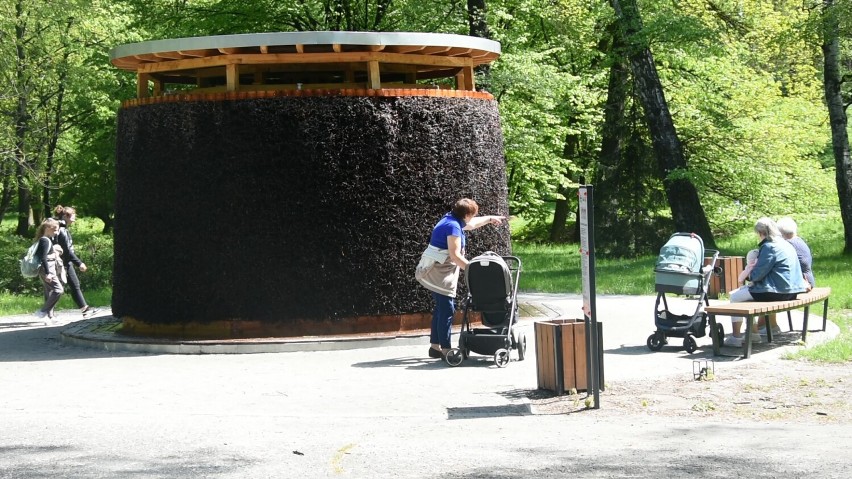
[113,96,510,325]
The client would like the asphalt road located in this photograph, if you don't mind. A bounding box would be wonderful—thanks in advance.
[1,296,849,478]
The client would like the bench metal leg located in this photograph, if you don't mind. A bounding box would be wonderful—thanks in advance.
[709,314,720,356]
[764,314,773,343]
[787,311,793,331]
[822,299,829,331]
[802,305,811,342]
[743,315,753,359]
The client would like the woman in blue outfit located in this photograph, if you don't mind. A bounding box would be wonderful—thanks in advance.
[724,217,808,347]
[416,198,505,360]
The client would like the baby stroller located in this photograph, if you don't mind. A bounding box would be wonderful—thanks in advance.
[647,233,720,353]
[445,252,525,368]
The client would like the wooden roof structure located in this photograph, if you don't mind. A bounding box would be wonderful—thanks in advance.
[110,31,502,99]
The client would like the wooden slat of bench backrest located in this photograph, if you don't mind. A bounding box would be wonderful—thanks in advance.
[706,287,831,315]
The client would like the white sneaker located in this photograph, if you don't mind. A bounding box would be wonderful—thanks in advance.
[723,334,743,347]
[756,326,782,337]
[746,332,762,343]
[34,310,48,319]
[82,307,100,319]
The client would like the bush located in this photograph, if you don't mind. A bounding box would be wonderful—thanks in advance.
[0,228,112,294]
[0,235,44,295]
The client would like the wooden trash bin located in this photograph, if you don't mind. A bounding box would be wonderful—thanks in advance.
[535,318,602,394]
[705,256,745,299]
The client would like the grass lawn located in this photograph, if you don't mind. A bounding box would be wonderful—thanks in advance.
[512,212,851,362]
[2,211,849,361]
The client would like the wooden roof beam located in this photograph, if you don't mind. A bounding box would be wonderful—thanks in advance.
[177,49,216,58]
[386,45,427,54]
[137,52,474,74]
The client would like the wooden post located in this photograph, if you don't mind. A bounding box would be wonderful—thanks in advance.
[367,60,381,89]
[152,78,163,97]
[137,72,150,98]
[457,64,475,91]
[405,66,417,85]
[226,63,239,92]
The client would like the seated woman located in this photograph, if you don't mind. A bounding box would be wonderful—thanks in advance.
[777,216,815,290]
[724,217,808,347]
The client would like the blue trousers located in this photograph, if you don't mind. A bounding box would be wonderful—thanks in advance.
[430,292,455,348]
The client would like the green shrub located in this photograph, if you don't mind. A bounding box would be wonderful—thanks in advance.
[0,220,112,294]
[0,234,44,295]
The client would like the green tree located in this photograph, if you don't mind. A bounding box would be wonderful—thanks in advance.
[819,0,852,253]
[608,0,716,247]
[0,0,136,233]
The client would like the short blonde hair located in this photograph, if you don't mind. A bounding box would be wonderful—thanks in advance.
[776,217,798,239]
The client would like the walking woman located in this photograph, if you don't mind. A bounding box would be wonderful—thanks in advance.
[53,205,98,318]
[34,218,65,323]
[415,198,505,360]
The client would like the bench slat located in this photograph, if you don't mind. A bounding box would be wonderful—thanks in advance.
[706,287,831,315]
[706,287,831,360]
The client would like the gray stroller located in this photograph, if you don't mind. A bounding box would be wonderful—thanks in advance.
[445,252,526,367]
[647,233,720,353]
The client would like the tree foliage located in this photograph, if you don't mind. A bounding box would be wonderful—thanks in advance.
[0,0,846,255]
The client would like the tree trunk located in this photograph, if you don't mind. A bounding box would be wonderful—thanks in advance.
[608,0,715,248]
[97,212,113,234]
[0,161,14,224]
[550,133,579,242]
[595,33,630,234]
[41,19,74,219]
[14,0,32,236]
[467,0,492,90]
[822,0,852,253]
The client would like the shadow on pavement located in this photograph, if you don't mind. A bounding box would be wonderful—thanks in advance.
[350,355,499,370]
[0,317,153,363]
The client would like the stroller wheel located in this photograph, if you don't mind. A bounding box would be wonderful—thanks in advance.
[494,349,510,368]
[516,332,527,361]
[683,336,698,354]
[445,348,463,367]
[647,332,665,351]
[458,336,470,360]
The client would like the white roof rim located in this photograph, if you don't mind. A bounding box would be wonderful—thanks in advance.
[110,31,501,61]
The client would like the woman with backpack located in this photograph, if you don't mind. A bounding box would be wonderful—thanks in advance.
[53,205,98,318]
[33,218,65,323]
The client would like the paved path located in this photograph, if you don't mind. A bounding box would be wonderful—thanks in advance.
[0,295,847,478]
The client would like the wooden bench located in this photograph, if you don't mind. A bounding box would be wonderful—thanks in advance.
[706,287,831,358]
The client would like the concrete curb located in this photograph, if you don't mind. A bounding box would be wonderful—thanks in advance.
[57,298,564,354]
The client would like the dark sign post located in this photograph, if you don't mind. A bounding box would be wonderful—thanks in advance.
[579,185,602,408]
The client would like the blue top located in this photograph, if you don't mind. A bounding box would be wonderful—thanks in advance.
[748,238,808,295]
[429,213,466,250]
[787,236,815,288]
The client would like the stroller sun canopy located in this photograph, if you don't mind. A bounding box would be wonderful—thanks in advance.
[654,233,704,274]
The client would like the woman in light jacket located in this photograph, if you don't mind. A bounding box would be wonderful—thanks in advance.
[724,217,808,347]
[33,218,65,323]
